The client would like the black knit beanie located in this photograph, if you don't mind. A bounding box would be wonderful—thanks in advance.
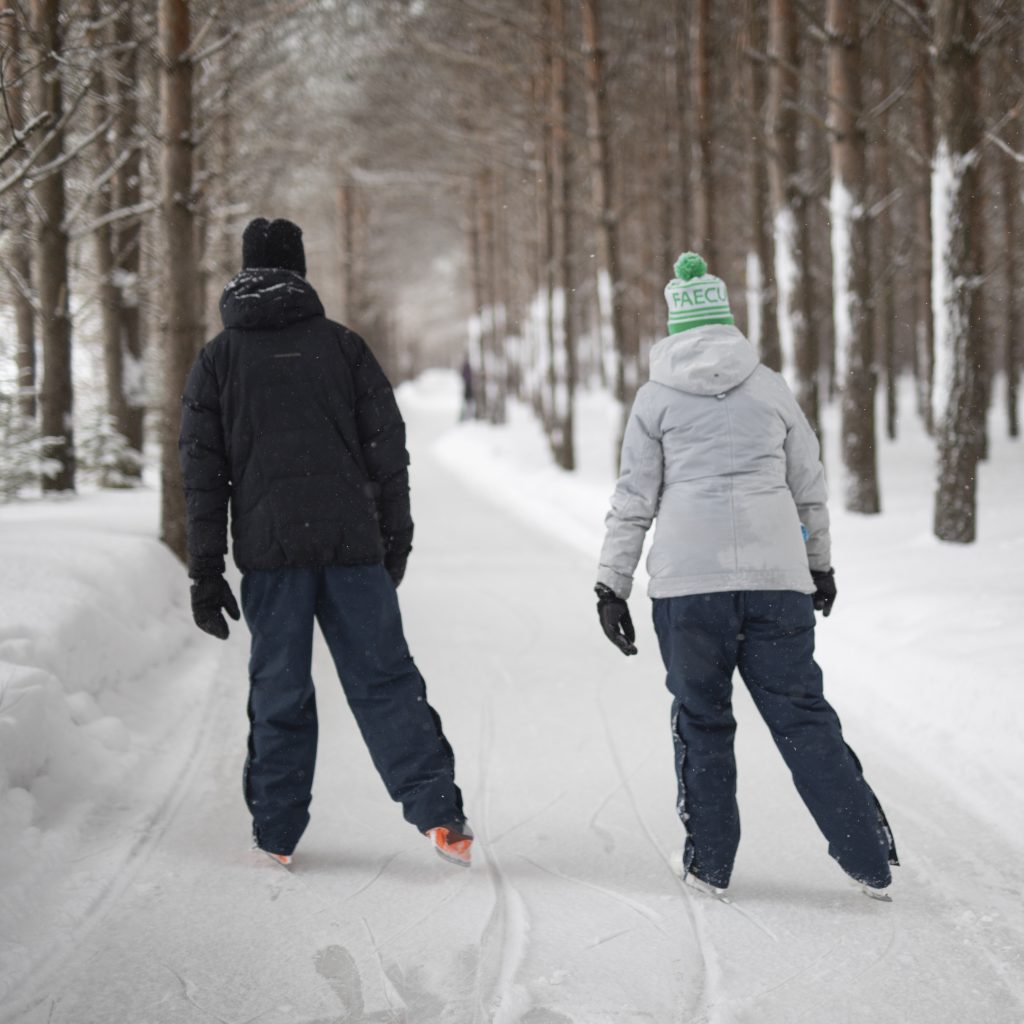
[241,217,306,277]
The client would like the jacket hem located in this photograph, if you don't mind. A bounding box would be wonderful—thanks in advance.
[236,554,385,574]
[647,570,814,599]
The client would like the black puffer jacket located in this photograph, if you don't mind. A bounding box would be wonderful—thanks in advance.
[179,268,412,578]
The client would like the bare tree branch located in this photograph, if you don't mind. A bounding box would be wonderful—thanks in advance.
[69,197,157,240]
[0,109,50,168]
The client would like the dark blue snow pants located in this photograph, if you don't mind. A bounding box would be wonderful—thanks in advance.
[652,591,897,890]
[240,564,464,856]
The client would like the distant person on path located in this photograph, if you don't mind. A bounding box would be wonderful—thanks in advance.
[179,217,472,868]
[594,252,898,900]
[459,354,475,421]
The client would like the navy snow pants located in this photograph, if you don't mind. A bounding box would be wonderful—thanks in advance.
[652,591,897,889]
[240,564,464,855]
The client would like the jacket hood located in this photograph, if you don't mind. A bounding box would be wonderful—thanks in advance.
[648,323,760,396]
[220,267,324,330]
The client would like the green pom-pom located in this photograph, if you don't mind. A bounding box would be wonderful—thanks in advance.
[674,252,707,281]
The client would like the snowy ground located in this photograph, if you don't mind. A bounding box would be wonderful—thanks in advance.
[1,372,1022,1023]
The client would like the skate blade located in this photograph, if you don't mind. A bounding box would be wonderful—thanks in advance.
[257,849,292,868]
[425,827,473,867]
[860,885,892,902]
[669,851,729,900]
[434,845,472,868]
[846,875,892,901]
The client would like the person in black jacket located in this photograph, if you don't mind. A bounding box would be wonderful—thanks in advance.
[179,217,471,868]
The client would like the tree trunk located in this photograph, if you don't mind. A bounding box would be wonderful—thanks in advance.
[671,1,692,252]
[111,2,146,461]
[875,26,897,442]
[580,0,633,452]
[549,0,575,470]
[767,0,817,428]
[476,168,500,423]
[1002,35,1020,440]
[743,0,779,370]
[827,0,879,513]
[466,179,488,421]
[912,0,936,434]
[691,0,715,264]
[484,168,506,424]
[1,6,37,421]
[932,0,984,543]
[194,140,210,340]
[159,0,200,561]
[88,3,124,451]
[31,0,75,491]
[336,177,356,322]
[535,1,555,420]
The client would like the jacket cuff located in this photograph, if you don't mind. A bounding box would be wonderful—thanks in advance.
[595,566,633,600]
[188,554,226,579]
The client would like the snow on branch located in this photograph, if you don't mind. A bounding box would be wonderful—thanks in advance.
[0,114,113,199]
[69,199,157,242]
[187,28,240,67]
[0,71,103,197]
[0,110,51,169]
[985,130,1024,166]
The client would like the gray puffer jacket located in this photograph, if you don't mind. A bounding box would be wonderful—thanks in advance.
[597,324,829,600]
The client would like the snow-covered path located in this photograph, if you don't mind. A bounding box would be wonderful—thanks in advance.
[4,398,1024,1024]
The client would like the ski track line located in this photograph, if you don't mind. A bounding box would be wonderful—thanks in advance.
[487,788,567,846]
[883,792,1024,1011]
[723,937,844,1014]
[788,925,900,1024]
[473,684,533,1024]
[595,687,713,1023]
[162,961,233,1024]
[586,748,660,853]
[517,854,668,933]
[349,870,472,975]
[360,916,408,1020]
[1,643,236,1024]
[582,925,639,951]
[339,851,403,902]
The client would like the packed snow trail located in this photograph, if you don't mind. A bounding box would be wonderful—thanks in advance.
[4,390,1024,1023]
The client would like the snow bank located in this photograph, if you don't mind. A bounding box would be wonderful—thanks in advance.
[429,377,1024,844]
[0,490,205,998]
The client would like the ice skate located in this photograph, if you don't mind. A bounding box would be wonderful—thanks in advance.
[847,875,892,902]
[252,841,292,867]
[425,822,474,867]
[669,850,728,899]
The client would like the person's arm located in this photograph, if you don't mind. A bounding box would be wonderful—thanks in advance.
[596,388,664,600]
[348,333,413,584]
[781,391,831,573]
[179,344,230,578]
[179,344,240,639]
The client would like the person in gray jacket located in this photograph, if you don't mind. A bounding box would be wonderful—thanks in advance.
[595,252,898,900]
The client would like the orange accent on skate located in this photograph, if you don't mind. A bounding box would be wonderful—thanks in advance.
[427,827,473,866]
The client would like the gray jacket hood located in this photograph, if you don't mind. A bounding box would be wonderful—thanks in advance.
[648,324,759,396]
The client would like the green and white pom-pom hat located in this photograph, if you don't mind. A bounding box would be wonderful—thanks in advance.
[664,251,735,335]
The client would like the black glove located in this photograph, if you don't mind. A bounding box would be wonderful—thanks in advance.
[385,553,407,588]
[811,568,837,617]
[190,575,240,639]
[595,583,637,656]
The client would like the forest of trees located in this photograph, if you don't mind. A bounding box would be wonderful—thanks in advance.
[0,0,1020,552]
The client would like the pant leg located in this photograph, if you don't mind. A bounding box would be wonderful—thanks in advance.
[737,591,897,888]
[315,564,464,832]
[652,593,742,889]
[240,568,319,856]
